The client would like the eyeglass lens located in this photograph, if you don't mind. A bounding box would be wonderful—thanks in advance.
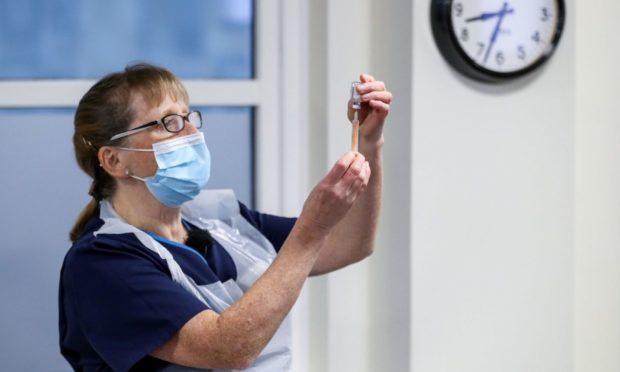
[162,112,202,132]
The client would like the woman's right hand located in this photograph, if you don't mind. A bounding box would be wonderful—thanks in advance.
[297,152,371,239]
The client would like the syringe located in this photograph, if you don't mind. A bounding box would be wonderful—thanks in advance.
[350,81,361,152]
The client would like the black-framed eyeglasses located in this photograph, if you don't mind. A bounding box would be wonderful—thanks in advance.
[109,111,203,141]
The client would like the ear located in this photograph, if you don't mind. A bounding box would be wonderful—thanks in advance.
[98,146,130,179]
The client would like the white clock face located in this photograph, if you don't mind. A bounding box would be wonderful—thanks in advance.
[450,0,560,73]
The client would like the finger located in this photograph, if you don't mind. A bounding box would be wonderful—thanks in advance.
[359,73,375,83]
[344,160,371,202]
[351,162,370,192]
[368,100,391,114]
[346,178,364,203]
[339,153,366,187]
[361,161,371,187]
[357,81,386,94]
[361,91,393,104]
[324,152,357,184]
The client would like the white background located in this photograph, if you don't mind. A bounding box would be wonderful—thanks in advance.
[287,0,620,371]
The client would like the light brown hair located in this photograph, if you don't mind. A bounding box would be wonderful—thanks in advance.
[70,63,189,242]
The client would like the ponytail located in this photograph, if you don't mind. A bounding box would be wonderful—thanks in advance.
[69,198,99,242]
[69,176,106,242]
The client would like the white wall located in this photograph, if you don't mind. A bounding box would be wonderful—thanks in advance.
[575,1,620,371]
[367,1,413,371]
[409,0,575,370]
[285,0,620,372]
[292,0,620,371]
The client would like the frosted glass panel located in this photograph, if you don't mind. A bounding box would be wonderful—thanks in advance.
[0,106,253,370]
[200,107,255,206]
[0,0,254,79]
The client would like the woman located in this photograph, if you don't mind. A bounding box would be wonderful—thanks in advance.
[59,63,391,371]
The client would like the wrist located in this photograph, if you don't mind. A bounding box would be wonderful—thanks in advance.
[289,220,329,249]
[360,134,384,156]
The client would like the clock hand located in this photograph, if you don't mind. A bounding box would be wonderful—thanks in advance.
[482,2,513,65]
[465,9,514,23]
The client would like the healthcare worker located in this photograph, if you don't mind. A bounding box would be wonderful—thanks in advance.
[58,63,391,371]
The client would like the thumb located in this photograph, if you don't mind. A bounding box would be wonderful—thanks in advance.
[323,152,357,184]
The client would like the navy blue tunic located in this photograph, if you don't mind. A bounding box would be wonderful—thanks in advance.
[58,202,296,372]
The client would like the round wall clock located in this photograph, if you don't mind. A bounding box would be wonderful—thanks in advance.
[430,0,565,83]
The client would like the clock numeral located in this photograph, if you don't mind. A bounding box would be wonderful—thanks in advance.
[496,51,505,66]
[517,45,526,60]
[460,28,469,42]
[541,7,550,22]
[477,42,485,57]
[532,31,541,43]
[454,2,464,17]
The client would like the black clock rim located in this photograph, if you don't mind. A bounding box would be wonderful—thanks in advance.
[430,0,566,83]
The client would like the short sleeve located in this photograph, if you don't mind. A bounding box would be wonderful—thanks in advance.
[63,236,208,372]
[238,202,297,252]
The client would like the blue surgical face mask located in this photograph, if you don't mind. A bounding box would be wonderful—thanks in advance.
[120,132,211,207]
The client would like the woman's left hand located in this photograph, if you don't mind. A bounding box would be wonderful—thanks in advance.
[347,73,392,145]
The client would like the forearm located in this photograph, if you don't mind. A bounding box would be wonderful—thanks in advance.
[213,225,325,365]
[332,138,383,252]
[312,139,384,275]
[153,229,325,369]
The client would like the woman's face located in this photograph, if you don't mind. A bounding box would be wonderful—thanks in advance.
[123,93,196,177]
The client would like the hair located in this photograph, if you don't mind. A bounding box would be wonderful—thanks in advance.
[70,63,189,242]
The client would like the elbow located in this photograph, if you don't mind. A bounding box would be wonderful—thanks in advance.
[229,347,261,370]
[347,245,375,266]
[234,355,256,370]
[199,351,256,370]
[366,244,376,258]
[215,341,260,370]
[348,243,376,265]
[359,244,375,261]
[216,356,252,371]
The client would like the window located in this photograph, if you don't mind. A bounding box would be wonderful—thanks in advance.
[0,0,253,79]
[0,1,284,370]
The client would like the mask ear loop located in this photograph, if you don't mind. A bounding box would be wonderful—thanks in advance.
[125,168,147,182]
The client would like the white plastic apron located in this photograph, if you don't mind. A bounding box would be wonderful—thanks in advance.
[95,190,292,372]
